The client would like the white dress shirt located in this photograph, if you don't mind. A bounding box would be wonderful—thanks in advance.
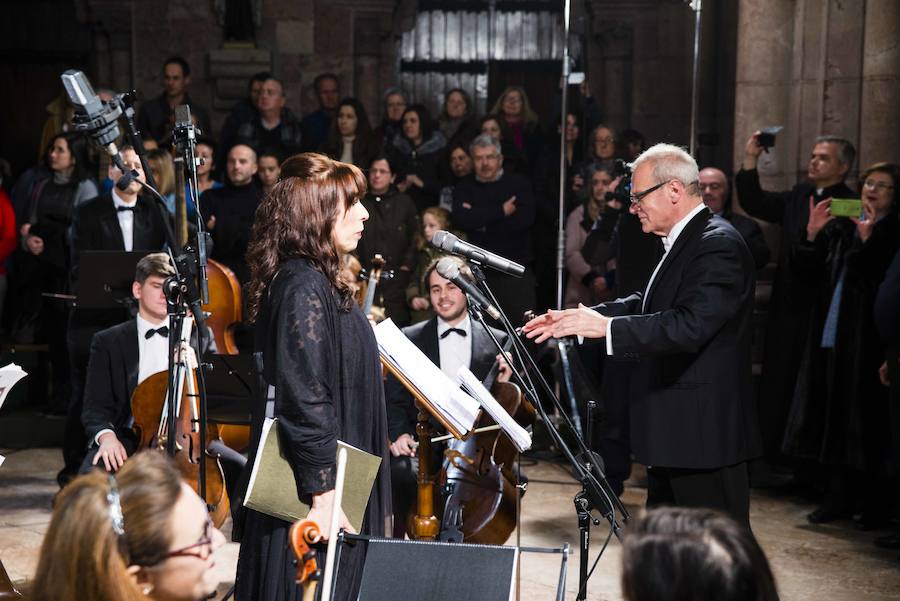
[95,314,170,444]
[606,202,707,355]
[112,189,136,251]
[436,315,473,379]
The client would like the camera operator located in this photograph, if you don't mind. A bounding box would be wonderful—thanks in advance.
[735,133,857,474]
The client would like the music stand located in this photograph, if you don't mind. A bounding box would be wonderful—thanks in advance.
[203,353,256,426]
[74,251,147,309]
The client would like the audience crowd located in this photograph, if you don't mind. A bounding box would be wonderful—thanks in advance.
[2,53,899,578]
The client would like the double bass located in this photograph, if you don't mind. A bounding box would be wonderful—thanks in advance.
[130,316,230,527]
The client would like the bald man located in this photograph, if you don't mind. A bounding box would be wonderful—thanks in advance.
[699,168,770,270]
[200,144,263,285]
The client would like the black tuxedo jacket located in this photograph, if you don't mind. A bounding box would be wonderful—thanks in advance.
[599,207,762,469]
[81,318,215,445]
[386,317,509,440]
[69,191,170,288]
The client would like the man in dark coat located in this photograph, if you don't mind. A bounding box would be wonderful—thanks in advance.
[356,156,420,326]
[699,167,770,270]
[59,148,169,487]
[525,144,761,525]
[80,253,217,472]
[385,256,511,537]
[735,134,856,468]
[452,134,536,325]
[234,76,303,160]
[136,56,210,144]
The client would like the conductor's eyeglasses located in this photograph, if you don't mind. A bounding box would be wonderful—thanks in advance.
[630,180,669,205]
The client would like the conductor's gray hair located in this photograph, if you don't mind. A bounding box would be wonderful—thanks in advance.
[632,143,700,196]
[469,134,502,156]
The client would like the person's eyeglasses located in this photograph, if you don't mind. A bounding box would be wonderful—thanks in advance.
[863,179,894,192]
[594,136,614,145]
[630,180,669,205]
[699,182,723,191]
[163,517,215,561]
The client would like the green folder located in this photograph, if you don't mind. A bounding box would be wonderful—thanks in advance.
[243,417,382,530]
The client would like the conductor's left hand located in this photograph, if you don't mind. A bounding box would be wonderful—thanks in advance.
[522,304,609,343]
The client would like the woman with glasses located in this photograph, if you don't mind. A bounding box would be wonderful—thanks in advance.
[783,162,900,528]
[31,451,225,601]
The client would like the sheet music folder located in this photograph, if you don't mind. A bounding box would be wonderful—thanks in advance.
[75,251,147,309]
[374,319,482,441]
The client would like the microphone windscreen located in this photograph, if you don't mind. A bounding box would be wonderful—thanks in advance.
[431,230,455,251]
[435,256,461,279]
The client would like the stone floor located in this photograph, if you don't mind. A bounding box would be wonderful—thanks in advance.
[2,447,900,600]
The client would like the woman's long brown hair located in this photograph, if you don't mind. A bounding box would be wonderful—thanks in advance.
[30,452,183,601]
[245,152,367,321]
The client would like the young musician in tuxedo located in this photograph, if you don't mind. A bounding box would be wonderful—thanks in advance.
[386,255,512,537]
[80,253,217,473]
[59,148,171,487]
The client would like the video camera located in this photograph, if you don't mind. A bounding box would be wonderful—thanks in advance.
[605,159,633,205]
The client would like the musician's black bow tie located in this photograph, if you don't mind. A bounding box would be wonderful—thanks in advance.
[440,327,467,339]
[145,326,169,339]
[117,206,135,212]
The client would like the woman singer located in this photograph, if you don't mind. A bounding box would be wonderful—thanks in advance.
[234,153,392,601]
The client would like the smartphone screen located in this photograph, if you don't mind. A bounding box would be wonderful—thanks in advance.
[829,198,863,218]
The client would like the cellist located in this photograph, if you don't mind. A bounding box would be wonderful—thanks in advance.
[78,253,241,492]
[385,255,512,538]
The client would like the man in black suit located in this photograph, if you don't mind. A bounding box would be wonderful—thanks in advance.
[735,134,856,469]
[58,148,171,486]
[386,255,511,536]
[525,144,761,525]
[81,252,217,472]
[699,167,770,271]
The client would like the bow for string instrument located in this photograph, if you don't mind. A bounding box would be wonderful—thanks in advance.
[130,315,230,527]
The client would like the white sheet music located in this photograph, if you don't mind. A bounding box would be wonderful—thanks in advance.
[0,363,27,413]
[457,366,532,453]
[374,319,480,435]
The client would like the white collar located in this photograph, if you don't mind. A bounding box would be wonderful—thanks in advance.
[136,313,167,336]
[662,202,706,253]
[437,314,471,337]
[112,188,137,209]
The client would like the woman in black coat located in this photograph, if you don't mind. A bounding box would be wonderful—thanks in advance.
[389,104,446,213]
[783,162,900,527]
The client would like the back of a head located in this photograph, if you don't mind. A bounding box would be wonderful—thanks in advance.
[621,507,779,601]
[31,452,182,601]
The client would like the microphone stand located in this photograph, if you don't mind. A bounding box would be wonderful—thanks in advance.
[466,263,628,601]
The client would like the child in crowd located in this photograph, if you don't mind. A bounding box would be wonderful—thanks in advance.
[406,206,454,323]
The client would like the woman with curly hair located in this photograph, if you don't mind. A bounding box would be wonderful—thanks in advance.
[234,153,392,601]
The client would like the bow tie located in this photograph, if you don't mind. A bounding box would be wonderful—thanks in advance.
[440,327,467,339]
[145,326,169,339]
[117,206,136,212]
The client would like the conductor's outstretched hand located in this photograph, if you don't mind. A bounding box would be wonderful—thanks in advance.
[522,304,610,344]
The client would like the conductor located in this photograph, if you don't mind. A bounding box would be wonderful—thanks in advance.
[524,144,761,525]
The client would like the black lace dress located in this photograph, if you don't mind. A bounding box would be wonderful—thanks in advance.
[235,258,392,601]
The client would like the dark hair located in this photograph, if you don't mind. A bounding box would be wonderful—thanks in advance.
[249,71,273,91]
[46,131,92,183]
[401,104,436,143]
[620,128,645,148]
[815,135,856,169]
[246,153,367,319]
[163,55,190,77]
[478,114,510,142]
[422,254,473,293]
[135,252,175,284]
[322,98,377,166]
[621,507,779,601]
[314,72,339,91]
[368,154,395,174]
[258,150,283,164]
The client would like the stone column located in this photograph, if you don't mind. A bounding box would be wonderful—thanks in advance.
[859,0,900,168]
[732,0,796,190]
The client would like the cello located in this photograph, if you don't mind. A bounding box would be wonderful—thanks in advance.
[289,519,322,601]
[130,316,231,527]
[439,378,535,544]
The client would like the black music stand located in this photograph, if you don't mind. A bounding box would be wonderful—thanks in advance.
[203,353,256,426]
[74,251,147,309]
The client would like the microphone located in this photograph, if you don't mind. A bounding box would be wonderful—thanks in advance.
[436,257,502,321]
[60,70,137,191]
[431,230,525,278]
